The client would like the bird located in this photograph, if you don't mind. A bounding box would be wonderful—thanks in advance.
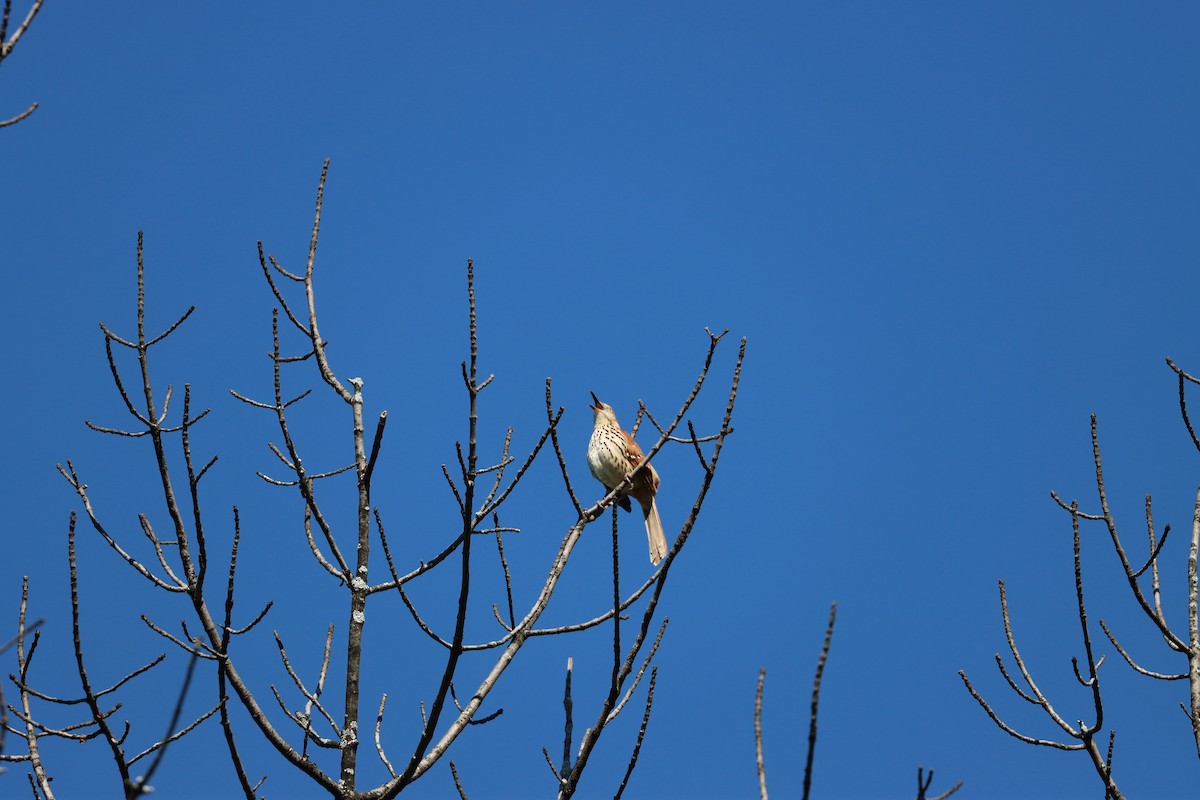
[587,391,668,565]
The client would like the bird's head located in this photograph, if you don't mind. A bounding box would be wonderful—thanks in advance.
[589,391,619,426]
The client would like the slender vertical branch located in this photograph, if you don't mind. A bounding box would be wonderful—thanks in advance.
[129,234,201,590]
[67,515,134,792]
[398,258,481,789]
[449,760,469,799]
[755,668,768,800]
[340,376,371,791]
[494,518,516,630]
[1188,485,1200,756]
[1066,504,1103,710]
[218,509,261,799]
[610,507,622,703]
[302,159,353,404]
[560,658,574,781]
[14,577,54,799]
[802,602,837,800]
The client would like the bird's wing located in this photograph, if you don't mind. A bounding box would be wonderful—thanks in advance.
[622,430,659,495]
[622,429,645,465]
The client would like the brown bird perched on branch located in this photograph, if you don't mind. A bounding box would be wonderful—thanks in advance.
[587,392,668,565]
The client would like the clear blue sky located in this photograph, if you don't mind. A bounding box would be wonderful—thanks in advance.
[4,3,1200,798]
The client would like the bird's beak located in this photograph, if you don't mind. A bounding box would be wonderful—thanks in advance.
[589,391,601,410]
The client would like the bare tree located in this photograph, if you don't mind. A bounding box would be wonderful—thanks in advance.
[961,356,1200,798]
[0,0,44,128]
[4,160,745,798]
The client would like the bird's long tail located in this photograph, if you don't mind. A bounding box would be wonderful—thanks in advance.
[643,499,668,565]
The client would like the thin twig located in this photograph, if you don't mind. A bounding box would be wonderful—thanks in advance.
[915,765,963,800]
[613,667,656,800]
[754,668,767,800]
[802,602,837,800]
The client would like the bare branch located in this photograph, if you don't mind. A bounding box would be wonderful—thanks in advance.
[140,616,216,660]
[613,667,656,800]
[273,628,339,740]
[449,760,469,800]
[127,652,207,776]
[0,100,36,127]
[364,410,389,486]
[802,602,837,800]
[493,517,516,631]
[12,577,55,798]
[1187,484,1200,756]
[294,161,353,404]
[545,378,583,517]
[541,746,562,782]
[375,694,397,779]
[963,489,1128,798]
[304,505,343,580]
[958,670,1082,751]
[477,412,562,520]
[608,619,667,723]
[1167,357,1200,453]
[1085,416,1186,649]
[915,766,964,800]
[755,668,767,800]
[257,244,308,326]
[560,658,574,781]
[58,461,187,593]
[1098,619,1185,680]
[1133,503,1170,580]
